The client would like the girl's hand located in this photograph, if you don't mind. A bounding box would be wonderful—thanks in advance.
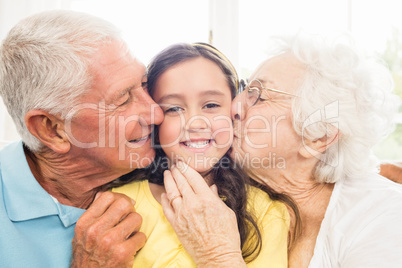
[161,161,246,268]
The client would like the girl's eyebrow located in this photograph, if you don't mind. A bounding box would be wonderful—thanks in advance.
[157,90,226,103]
[156,93,183,103]
[202,90,226,97]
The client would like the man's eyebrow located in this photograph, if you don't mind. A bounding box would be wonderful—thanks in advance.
[111,85,134,102]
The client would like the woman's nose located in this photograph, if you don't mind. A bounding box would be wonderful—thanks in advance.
[231,91,248,121]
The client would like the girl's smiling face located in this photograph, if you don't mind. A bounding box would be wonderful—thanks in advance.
[152,57,233,173]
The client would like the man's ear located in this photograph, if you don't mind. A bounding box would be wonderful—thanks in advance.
[299,125,342,158]
[25,110,71,153]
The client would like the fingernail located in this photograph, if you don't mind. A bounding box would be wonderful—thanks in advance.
[94,191,102,200]
[176,161,184,170]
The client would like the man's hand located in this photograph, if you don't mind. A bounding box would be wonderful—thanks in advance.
[71,191,146,268]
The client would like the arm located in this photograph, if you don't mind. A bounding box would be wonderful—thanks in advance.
[161,161,246,268]
[71,191,146,268]
[379,162,402,183]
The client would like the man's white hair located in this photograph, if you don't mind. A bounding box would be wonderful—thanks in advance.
[0,10,122,152]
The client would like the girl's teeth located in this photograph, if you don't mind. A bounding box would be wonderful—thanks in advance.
[184,140,210,148]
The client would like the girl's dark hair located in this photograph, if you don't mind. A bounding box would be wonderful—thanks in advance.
[106,43,301,260]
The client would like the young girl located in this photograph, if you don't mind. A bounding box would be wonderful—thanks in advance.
[111,43,292,267]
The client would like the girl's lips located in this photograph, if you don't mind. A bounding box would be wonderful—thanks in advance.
[180,139,213,152]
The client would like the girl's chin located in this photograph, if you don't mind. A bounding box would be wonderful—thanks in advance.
[185,164,213,174]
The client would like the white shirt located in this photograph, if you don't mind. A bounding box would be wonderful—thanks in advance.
[309,173,402,268]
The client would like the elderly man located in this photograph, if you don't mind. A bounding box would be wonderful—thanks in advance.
[0,10,163,267]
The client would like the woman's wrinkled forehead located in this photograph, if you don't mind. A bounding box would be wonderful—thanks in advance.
[249,54,306,94]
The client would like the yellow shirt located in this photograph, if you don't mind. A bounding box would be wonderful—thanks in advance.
[113,180,289,268]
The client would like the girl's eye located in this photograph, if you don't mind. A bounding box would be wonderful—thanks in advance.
[204,103,220,109]
[165,106,184,113]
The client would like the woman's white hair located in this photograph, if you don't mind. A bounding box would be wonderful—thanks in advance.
[0,10,121,152]
[266,34,400,183]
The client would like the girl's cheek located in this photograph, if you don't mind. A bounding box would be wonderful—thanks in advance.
[213,120,234,147]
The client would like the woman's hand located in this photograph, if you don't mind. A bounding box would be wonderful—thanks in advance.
[161,161,246,268]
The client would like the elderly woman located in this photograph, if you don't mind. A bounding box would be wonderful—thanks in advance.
[162,34,402,267]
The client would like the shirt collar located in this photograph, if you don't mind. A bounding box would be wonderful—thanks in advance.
[0,141,84,227]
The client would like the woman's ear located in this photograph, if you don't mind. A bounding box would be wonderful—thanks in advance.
[25,110,71,153]
[299,125,342,158]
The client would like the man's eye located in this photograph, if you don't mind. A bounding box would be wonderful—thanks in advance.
[120,93,132,106]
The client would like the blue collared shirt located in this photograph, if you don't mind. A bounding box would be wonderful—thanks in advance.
[0,141,85,267]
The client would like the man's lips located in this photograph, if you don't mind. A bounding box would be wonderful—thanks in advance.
[129,134,151,143]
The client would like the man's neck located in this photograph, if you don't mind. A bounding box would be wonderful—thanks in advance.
[24,146,122,209]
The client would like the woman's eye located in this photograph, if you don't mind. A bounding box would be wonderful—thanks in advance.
[204,103,220,109]
[165,106,183,113]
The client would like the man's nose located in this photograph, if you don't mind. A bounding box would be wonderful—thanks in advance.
[139,89,164,126]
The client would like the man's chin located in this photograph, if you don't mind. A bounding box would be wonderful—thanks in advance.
[127,150,155,169]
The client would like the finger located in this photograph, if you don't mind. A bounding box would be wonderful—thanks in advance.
[175,161,211,194]
[113,211,143,240]
[170,165,196,198]
[163,170,180,199]
[89,193,136,232]
[163,170,183,210]
[77,192,119,228]
[161,193,176,224]
[86,192,135,220]
[110,231,146,266]
[124,231,147,255]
